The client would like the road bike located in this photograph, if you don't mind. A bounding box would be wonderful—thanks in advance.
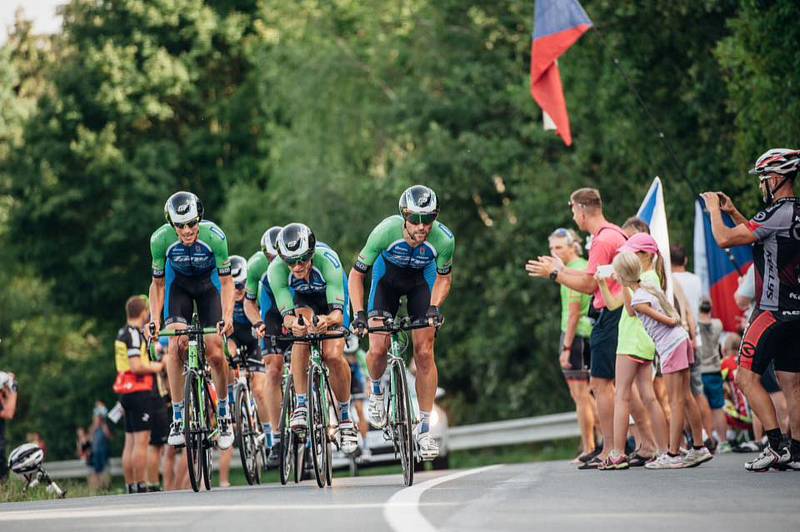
[228,340,267,485]
[366,316,432,486]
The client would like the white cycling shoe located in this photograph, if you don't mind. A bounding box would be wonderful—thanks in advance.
[167,421,185,446]
[291,406,308,433]
[416,429,440,461]
[217,416,234,450]
[339,420,359,455]
[367,392,387,428]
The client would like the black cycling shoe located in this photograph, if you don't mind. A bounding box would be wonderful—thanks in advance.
[266,446,281,469]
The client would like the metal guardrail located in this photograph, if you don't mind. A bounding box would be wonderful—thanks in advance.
[44,412,579,479]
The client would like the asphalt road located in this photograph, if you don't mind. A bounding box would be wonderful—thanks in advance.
[1,453,797,532]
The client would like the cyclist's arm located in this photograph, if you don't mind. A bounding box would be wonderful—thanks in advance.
[244,298,261,325]
[210,224,234,325]
[220,275,234,325]
[149,229,168,328]
[267,260,296,320]
[321,253,346,327]
[430,273,452,307]
[348,269,367,313]
[148,278,165,326]
[350,221,389,312]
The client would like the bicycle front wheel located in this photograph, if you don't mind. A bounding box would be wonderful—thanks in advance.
[279,374,295,485]
[236,386,260,485]
[201,379,214,491]
[183,371,203,492]
[392,362,415,487]
[307,366,326,488]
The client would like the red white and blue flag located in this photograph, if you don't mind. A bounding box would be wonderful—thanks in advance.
[530,0,592,146]
[693,199,753,332]
[636,177,674,301]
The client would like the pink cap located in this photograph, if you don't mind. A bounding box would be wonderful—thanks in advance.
[618,232,660,254]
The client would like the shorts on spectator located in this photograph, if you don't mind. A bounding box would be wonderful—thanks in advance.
[119,391,153,433]
[560,333,591,381]
[660,339,694,375]
[701,372,725,409]
[589,307,621,380]
[690,357,704,396]
[149,395,170,446]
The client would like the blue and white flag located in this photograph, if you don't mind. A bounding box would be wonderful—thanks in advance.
[636,176,673,301]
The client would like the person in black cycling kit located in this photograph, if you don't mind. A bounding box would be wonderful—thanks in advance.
[701,148,800,471]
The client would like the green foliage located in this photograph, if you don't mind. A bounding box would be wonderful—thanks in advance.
[1,0,798,457]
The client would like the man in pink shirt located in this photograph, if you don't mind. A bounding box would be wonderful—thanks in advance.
[527,188,627,467]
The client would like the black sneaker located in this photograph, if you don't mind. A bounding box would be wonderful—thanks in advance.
[704,437,718,455]
[266,445,280,469]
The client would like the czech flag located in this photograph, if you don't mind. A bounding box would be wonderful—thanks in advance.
[693,199,753,332]
[530,0,592,146]
[636,177,673,302]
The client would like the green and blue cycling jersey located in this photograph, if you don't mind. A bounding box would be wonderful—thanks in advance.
[150,221,231,278]
[245,251,278,322]
[267,242,350,326]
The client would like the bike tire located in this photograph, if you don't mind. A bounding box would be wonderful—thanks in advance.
[307,366,326,488]
[393,362,415,487]
[183,371,202,492]
[324,382,336,487]
[201,379,214,491]
[279,374,295,485]
[236,386,259,485]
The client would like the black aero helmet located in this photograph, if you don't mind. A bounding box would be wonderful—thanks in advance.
[164,191,204,227]
[399,185,439,224]
[260,226,283,257]
[277,223,316,265]
[8,443,44,475]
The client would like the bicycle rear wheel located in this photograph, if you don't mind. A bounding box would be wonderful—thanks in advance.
[236,386,260,485]
[279,374,295,485]
[324,382,336,487]
[183,371,203,492]
[392,362,415,486]
[308,366,326,488]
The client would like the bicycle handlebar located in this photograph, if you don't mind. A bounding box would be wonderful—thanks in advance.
[366,316,434,334]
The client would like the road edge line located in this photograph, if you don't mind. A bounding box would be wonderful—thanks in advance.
[383,465,502,532]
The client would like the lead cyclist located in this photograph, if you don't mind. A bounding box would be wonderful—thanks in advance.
[348,185,455,460]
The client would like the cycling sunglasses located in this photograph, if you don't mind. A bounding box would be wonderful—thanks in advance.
[403,212,437,225]
[284,252,314,266]
[174,219,199,229]
[234,282,245,290]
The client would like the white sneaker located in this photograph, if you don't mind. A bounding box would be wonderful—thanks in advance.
[339,420,358,455]
[744,444,791,472]
[168,421,185,446]
[644,453,685,469]
[291,406,308,433]
[684,447,713,467]
[416,430,439,461]
[367,392,386,428]
[218,416,234,450]
[358,447,372,464]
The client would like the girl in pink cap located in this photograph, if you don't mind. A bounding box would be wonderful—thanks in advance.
[612,249,711,469]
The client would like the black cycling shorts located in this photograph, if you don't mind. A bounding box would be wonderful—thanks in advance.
[559,333,591,381]
[164,268,222,328]
[231,322,265,373]
[120,391,153,433]
[368,257,435,321]
[738,310,800,374]
[149,395,170,445]
[295,291,352,328]
[260,308,292,355]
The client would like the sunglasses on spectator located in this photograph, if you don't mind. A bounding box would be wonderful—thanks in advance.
[174,219,199,229]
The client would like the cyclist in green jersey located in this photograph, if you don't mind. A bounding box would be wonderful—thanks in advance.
[267,223,358,454]
[243,226,288,466]
[148,192,235,449]
[349,185,455,460]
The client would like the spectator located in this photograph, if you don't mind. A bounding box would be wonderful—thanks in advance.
[597,233,668,469]
[89,401,112,490]
[701,148,800,471]
[547,228,597,463]
[0,371,18,483]
[527,188,627,468]
[147,338,170,492]
[696,298,728,449]
[114,295,164,493]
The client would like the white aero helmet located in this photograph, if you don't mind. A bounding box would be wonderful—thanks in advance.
[260,226,283,257]
[230,255,248,285]
[8,443,44,475]
[164,191,203,227]
[277,223,316,264]
[399,185,439,224]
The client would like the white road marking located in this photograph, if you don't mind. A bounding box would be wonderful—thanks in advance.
[383,465,502,532]
[0,502,457,522]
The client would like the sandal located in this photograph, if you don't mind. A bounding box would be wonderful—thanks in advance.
[577,456,602,470]
[628,452,655,467]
